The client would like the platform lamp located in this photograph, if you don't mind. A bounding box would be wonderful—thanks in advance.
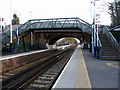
[10,0,13,53]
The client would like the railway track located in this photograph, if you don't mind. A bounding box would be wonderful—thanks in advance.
[0,50,60,81]
[1,46,76,90]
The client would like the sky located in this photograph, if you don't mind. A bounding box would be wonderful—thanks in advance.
[0,0,114,25]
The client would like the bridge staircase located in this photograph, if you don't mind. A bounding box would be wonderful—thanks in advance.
[98,26,119,60]
[99,33,119,60]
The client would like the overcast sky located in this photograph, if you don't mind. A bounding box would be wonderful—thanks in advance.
[0,0,113,25]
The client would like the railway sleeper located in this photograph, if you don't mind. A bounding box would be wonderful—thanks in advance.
[29,84,50,89]
[41,74,57,77]
[38,77,54,81]
[45,73,58,75]
[46,70,60,73]
[40,75,55,78]
[34,80,52,84]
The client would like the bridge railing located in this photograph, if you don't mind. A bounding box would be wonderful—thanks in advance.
[29,21,80,29]
[28,17,92,32]
[103,26,119,54]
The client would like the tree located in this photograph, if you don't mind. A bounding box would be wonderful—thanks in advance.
[12,14,20,25]
[108,1,120,27]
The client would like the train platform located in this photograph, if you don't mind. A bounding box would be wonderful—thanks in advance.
[0,49,48,61]
[53,45,119,89]
[0,45,70,61]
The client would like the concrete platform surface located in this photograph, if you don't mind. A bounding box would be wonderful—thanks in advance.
[0,49,48,61]
[53,45,91,88]
[52,45,119,89]
[83,49,119,88]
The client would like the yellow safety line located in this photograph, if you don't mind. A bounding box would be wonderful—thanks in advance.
[106,63,119,68]
[80,48,92,88]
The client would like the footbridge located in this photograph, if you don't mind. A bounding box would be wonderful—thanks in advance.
[1,17,119,60]
[1,17,91,53]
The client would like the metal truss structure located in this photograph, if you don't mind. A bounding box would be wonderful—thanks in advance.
[1,17,92,54]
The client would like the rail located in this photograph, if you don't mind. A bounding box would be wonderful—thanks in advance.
[1,46,75,89]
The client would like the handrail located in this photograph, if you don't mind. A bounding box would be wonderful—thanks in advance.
[109,25,120,31]
[104,26,118,53]
[98,37,102,48]
[97,35,102,59]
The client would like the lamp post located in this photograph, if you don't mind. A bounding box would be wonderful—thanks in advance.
[96,13,101,58]
[91,0,100,56]
[90,1,94,54]
[30,11,33,49]
[93,0,97,56]
[10,0,12,53]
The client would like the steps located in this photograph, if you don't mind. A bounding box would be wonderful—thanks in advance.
[99,33,119,60]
